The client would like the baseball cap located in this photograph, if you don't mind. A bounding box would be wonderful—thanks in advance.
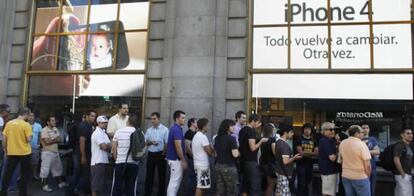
[97,115,108,123]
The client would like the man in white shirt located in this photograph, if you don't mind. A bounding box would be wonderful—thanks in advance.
[232,111,246,146]
[191,118,214,196]
[91,115,111,196]
[107,103,129,138]
[111,116,140,196]
[144,112,169,196]
[40,116,68,192]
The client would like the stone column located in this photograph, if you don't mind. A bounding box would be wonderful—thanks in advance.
[0,0,30,111]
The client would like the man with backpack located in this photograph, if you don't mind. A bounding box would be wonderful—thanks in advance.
[111,115,144,196]
[392,128,413,196]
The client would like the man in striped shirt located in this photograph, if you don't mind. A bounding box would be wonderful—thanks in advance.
[111,116,140,196]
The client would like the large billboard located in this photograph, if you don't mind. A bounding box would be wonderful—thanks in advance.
[252,0,413,100]
[29,0,148,97]
[253,0,412,69]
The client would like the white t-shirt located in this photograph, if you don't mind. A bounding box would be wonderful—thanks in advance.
[91,127,110,166]
[192,132,210,167]
[113,126,136,164]
[107,114,129,135]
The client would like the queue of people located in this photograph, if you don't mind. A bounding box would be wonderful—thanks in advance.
[0,103,413,196]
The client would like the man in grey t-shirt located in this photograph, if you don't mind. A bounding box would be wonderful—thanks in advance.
[275,124,302,196]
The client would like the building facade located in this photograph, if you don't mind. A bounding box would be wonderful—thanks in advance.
[0,0,413,146]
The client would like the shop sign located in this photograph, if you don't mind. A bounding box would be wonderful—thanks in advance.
[253,0,412,69]
[336,112,384,119]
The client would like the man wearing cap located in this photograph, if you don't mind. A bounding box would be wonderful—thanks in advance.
[91,115,111,196]
[39,116,68,192]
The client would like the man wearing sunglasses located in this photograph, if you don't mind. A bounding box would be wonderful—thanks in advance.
[318,122,340,196]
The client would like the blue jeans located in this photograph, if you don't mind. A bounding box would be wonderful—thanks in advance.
[111,163,139,196]
[342,177,371,196]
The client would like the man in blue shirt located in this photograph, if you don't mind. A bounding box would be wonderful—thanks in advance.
[318,122,340,196]
[361,124,379,196]
[144,112,169,196]
[166,110,187,196]
[29,113,42,180]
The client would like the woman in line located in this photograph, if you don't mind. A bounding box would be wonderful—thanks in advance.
[214,119,240,196]
[259,123,277,196]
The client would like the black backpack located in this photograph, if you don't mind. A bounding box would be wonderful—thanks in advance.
[127,128,147,162]
[380,142,399,171]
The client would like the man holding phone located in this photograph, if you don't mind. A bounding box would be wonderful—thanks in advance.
[275,124,303,196]
[144,112,169,196]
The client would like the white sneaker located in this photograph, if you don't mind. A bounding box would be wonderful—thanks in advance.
[42,184,53,192]
[58,182,69,189]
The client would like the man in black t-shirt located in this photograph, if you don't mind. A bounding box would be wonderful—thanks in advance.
[294,123,318,196]
[393,128,413,196]
[184,118,197,196]
[238,114,268,196]
[69,110,96,195]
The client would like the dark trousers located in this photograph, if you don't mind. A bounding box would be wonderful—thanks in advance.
[296,163,313,196]
[78,160,91,194]
[144,151,166,196]
[0,155,31,196]
[0,141,3,173]
[111,163,139,196]
[369,170,377,196]
[185,158,196,196]
[242,161,261,196]
[67,153,81,192]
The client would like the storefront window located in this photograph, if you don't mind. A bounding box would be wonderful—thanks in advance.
[250,0,414,145]
[251,98,412,151]
[27,74,144,133]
